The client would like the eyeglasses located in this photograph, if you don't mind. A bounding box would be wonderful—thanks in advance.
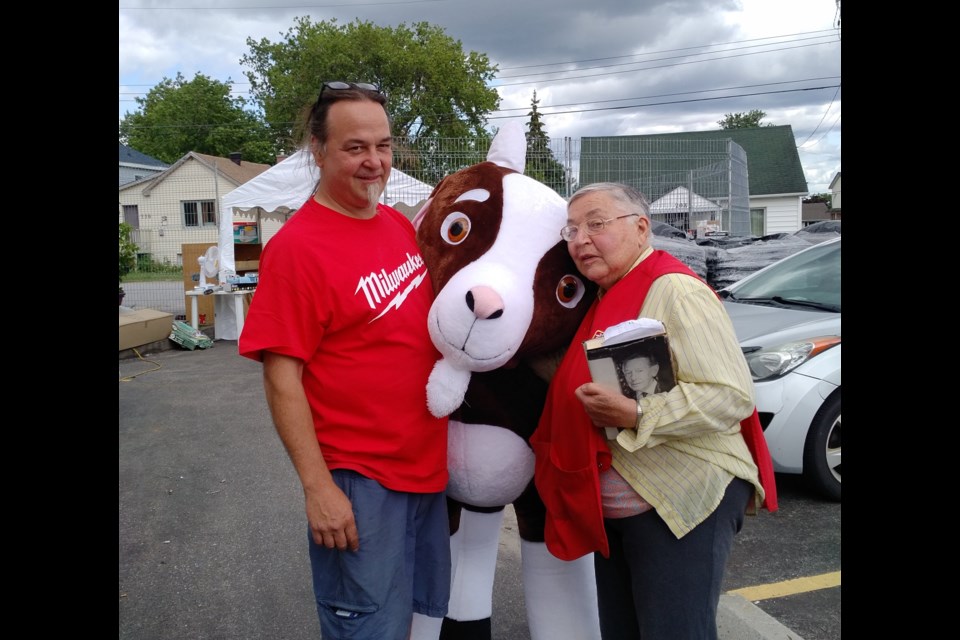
[318,81,381,100]
[560,214,639,242]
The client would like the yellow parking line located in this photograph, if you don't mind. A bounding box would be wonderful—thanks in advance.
[728,571,841,601]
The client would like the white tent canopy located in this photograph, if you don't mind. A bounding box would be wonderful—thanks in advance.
[649,186,722,215]
[218,149,435,274]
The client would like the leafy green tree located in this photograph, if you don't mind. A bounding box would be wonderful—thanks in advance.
[242,17,500,151]
[717,110,772,129]
[524,91,568,195]
[399,133,492,187]
[119,72,275,164]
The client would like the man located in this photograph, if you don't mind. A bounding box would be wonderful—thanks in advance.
[619,354,661,399]
[239,82,450,640]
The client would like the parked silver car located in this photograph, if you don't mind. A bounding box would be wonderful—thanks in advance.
[721,237,841,501]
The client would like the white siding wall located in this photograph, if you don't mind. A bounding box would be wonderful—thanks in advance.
[118,158,241,265]
[749,195,802,234]
[831,175,841,210]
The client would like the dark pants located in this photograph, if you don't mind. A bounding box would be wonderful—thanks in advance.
[594,478,752,640]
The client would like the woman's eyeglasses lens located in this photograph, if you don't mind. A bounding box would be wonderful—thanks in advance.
[560,214,638,242]
[560,219,608,242]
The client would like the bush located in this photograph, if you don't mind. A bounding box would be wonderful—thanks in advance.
[135,254,182,275]
[119,223,139,288]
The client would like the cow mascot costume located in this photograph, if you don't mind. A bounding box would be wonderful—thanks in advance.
[409,122,602,640]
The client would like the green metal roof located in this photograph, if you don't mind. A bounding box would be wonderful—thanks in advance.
[582,125,808,196]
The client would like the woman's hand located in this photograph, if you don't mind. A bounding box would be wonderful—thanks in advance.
[575,382,638,431]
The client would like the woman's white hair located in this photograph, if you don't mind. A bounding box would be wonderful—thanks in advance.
[568,182,650,218]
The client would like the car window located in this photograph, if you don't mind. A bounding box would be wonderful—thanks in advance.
[729,241,840,311]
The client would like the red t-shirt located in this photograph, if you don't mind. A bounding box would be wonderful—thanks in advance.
[239,199,448,493]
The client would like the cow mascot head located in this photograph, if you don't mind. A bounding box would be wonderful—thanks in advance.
[409,122,602,640]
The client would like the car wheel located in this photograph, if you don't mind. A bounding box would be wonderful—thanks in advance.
[803,391,841,501]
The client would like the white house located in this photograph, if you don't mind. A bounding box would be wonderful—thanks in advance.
[829,172,841,211]
[118,152,272,266]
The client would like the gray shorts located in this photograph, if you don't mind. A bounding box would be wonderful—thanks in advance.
[308,469,451,640]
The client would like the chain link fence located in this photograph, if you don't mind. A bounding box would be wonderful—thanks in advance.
[119,137,749,320]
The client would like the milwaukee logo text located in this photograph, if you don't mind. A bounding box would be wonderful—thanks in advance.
[355,253,427,320]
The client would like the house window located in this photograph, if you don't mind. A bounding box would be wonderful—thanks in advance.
[750,208,765,236]
[123,205,140,229]
[183,200,217,227]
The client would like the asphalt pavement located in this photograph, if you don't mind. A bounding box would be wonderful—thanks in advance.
[119,339,807,640]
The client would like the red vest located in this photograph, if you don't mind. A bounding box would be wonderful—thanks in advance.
[531,250,777,561]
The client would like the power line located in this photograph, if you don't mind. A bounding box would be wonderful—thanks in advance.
[119,83,841,131]
[118,76,840,112]
[799,113,841,149]
[119,38,839,102]
[495,41,837,87]
[497,35,837,80]
[118,22,840,132]
[119,28,839,92]
[487,85,840,120]
[796,86,841,147]
[492,78,840,113]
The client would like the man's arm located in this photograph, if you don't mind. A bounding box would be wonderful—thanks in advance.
[262,351,359,551]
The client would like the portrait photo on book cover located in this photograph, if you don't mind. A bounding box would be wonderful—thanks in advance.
[610,339,677,401]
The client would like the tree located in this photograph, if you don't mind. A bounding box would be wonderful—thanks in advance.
[717,110,772,129]
[119,72,276,164]
[242,18,500,150]
[119,222,138,292]
[804,192,833,209]
[524,91,568,195]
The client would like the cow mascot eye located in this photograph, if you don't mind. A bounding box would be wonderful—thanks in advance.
[440,212,471,245]
[556,274,586,308]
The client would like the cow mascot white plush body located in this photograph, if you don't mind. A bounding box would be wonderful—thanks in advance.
[409,122,602,640]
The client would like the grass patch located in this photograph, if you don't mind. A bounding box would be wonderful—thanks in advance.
[123,270,184,283]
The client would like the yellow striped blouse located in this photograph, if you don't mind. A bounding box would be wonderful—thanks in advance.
[608,247,764,538]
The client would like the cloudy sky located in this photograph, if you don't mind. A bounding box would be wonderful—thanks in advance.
[119,0,841,193]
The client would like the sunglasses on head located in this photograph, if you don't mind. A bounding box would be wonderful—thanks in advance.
[318,81,380,99]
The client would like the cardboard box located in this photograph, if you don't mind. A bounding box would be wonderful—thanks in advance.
[119,308,174,351]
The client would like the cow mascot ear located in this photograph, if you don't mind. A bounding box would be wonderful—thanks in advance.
[411,121,601,640]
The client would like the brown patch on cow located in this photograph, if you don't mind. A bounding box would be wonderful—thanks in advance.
[518,242,597,356]
[416,162,514,292]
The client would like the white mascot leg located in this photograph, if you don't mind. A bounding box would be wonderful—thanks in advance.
[410,613,443,639]
[520,540,601,640]
[447,509,505,622]
[409,509,504,640]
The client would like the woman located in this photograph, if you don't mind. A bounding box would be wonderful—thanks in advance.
[530,183,775,640]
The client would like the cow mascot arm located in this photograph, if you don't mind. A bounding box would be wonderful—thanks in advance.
[409,122,601,640]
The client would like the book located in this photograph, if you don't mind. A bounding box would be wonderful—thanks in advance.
[582,319,677,439]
